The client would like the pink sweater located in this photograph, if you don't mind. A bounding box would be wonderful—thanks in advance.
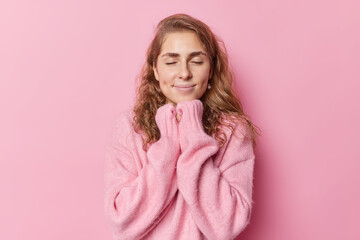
[103,99,255,240]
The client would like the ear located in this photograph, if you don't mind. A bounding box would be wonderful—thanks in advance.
[153,62,159,81]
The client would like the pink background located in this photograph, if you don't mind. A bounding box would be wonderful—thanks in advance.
[1,0,359,239]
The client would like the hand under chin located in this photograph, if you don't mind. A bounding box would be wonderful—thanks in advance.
[176,113,181,123]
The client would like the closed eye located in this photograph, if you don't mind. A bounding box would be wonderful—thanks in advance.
[165,61,203,65]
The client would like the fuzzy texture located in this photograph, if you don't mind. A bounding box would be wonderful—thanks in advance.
[104,99,255,240]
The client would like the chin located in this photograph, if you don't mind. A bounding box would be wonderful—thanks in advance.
[174,97,196,104]
[167,94,204,105]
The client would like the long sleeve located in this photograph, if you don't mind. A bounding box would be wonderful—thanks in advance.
[103,104,180,240]
[175,100,255,240]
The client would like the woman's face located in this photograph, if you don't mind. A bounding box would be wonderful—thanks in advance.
[153,31,212,105]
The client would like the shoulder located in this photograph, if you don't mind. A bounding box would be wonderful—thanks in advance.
[113,108,135,129]
[217,112,254,150]
[213,113,255,170]
[109,108,136,145]
[220,113,251,138]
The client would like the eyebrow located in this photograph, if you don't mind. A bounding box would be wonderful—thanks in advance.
[160,51,208,59]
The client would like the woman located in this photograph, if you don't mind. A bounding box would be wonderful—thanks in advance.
[104,13,260,240]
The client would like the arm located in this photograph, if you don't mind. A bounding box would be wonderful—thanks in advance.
[104,104,180,240]
[175,100,255,240]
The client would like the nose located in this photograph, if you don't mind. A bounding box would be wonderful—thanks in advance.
[179,62,192,80]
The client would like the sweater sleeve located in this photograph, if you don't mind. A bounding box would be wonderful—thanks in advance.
[175,99,255,240]
[103,104,180,240]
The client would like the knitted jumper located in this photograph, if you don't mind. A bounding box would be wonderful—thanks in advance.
[104,99,255,240]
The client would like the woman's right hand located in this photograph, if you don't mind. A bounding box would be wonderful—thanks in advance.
[104,107,181,240]
[155,103,179,138]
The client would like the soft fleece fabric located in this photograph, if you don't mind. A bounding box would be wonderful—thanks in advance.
[103,99,255,240]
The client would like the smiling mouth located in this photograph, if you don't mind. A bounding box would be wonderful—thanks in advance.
[174,84,196,88]
[174,84,196,92]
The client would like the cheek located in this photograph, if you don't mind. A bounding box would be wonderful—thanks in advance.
[196,68,211,82]
[158,69,175,85]
[158,76,173,90]
[195,63,211,75]
[159,78,172,88]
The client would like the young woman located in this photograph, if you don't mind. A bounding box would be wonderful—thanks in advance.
[104,13,260,240]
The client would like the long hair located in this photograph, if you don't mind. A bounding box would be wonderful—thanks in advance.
[133,13,260,151]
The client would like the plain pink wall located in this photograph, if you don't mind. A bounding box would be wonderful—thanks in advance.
[1,0,359,239]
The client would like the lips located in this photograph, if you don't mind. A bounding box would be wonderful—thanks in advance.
[174,84,196,92]
[174,84,196,88]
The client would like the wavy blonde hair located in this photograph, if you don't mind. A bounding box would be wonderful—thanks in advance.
[133,13,260,151]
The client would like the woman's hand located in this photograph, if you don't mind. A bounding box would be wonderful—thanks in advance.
[155,103,179,138]
[176,112,181,123]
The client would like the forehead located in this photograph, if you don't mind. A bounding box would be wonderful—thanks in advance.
[159,31,206,55]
